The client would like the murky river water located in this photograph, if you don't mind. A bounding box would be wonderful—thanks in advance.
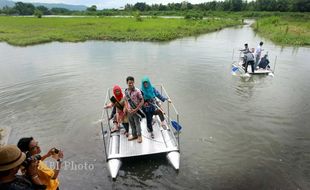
[0,22,309,189]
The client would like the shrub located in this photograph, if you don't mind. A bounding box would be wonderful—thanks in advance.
[34,9,43,18]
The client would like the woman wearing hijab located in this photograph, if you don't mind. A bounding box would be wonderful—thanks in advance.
[141,76,171,138]
[104,85,129,136]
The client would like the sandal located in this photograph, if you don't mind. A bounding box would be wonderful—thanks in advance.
[111,127,119,133]
[161,124,167,130]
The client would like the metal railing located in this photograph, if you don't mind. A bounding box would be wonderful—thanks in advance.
[158,84,180,150]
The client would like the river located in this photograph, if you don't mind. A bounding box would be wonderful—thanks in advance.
[0,22,309,189]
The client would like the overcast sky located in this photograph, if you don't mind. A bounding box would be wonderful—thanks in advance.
[15,0,214,9]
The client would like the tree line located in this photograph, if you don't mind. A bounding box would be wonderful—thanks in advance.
[125,0,309,12]
[0,2,73,15]
[0,0,309,16]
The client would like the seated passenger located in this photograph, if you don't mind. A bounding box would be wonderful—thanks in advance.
[258,54,270,69]
[141,76,171,138]
[104,85,129,136]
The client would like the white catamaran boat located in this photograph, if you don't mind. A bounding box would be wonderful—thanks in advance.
[231,50,276,76]
[100,85,181,179]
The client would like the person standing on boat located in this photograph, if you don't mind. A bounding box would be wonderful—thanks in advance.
[240,43,250,53]
[254,41,264,69]
[244,50,255,73]
[124,76,144,143]
[104,85,129,137]
[141,76,171,138]
[240,43,250,67]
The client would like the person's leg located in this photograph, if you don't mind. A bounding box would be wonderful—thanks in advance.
[245,62,248,73]
[109,106,116,120]
[251,62,255,73]
[122,122,129,137]
[128,114,137,140]
[155,109,165,122]
[123,123,129,133]
[133,114,142,143]
[145,111,154,133]
[111,112,121,132]
[255,56,260,69]
[155,109,167,129]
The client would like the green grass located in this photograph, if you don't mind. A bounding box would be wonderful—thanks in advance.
[0,16,241,46]
[252,15,310,46]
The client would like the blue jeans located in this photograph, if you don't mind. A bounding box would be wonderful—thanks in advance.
[143,108,155,133]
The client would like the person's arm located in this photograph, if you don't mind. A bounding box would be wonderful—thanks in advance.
[153,88,167,102]
[104,102,114,109]
[124,98,129,113]
[133,91,144,112]
[41,148,57,161]
[27,161,45,186]
[51,150,63,179]
[135,98,144,112]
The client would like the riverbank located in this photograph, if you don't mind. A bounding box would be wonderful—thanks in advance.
[252,15,310,46]
[0,16,241,46]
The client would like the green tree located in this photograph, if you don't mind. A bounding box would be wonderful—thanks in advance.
[133,2,148,11]
[1,6,18,15]
[50,7,70,15]
[36,5,50,15]
[231,0,243,11]
[14,2,35,15]
[87,5,97,12]
[292,0,310,12]
[276,0,290,12]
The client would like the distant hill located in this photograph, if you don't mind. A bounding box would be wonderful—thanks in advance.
[0,0,87,11]
[0,0,15,8]
[31,3,87,11]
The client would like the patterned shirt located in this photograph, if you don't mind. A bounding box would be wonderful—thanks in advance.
[125,87,143,110]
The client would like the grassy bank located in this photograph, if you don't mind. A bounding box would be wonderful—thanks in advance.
[252,15,310,46]
[0,16,241,46]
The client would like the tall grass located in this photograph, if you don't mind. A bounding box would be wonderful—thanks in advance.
[252,16,310,46]
[0,16,241,46]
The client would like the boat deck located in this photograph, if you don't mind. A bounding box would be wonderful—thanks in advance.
[107,117,179,160]
[233,61,273,75]
[246,66,273,74]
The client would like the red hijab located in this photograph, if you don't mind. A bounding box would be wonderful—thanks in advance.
[113,85,123,102]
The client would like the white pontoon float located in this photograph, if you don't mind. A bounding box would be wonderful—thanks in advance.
[100,85,181,179]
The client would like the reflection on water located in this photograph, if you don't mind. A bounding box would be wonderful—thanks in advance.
[0,22,309,189]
